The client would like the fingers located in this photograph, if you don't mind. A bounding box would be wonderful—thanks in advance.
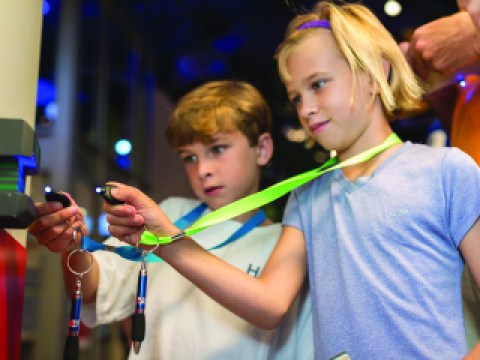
[108,224,145,245]
[30,203,80,234]
[398,41,409,56]
[29,202,83,253]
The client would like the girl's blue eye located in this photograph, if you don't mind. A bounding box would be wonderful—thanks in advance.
[312,79,326,90]
[290,95,301,106]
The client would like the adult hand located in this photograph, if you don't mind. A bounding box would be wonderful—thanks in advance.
[458,0,480,28]
[405,11,480,80]
[103,182,179,245]
[28,193,87,253]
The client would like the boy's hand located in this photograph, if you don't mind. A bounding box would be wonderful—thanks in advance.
[28,194,86,253]
[104,182,179,245]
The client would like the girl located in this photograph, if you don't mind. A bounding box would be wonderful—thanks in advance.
[104,2,480,358]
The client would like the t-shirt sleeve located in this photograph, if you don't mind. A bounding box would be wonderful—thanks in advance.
[81,236,138,327]
[443,148,480,247]
[282,191,304,232]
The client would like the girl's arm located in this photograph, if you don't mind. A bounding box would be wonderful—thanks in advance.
[459,217,480,289]
[105,183,308,329]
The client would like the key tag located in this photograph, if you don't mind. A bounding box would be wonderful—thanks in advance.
[64,227,93,360]
[131,242,160,354]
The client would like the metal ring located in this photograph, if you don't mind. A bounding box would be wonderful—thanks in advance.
[143,241,160,256]
[139,225,160,255]
[66,248,93,278]
[72,226,83,245]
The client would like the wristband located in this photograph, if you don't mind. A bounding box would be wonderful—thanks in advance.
[140,230,186,246]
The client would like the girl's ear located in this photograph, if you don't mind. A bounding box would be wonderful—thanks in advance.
[256,132,274,166]
[382,57,392,83]
[367,58,391,94]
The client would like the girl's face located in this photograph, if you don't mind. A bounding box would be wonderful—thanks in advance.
[177,130,267,211]
[284,32,383,159]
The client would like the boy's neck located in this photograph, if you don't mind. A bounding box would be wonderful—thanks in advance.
[233,209,272,226]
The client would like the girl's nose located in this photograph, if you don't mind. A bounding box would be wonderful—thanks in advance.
[298,94,318,120]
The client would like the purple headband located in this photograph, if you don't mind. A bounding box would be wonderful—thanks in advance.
[297,19,331,30]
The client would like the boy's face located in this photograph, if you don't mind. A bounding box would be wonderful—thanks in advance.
[284,32,380,158]
[177,130,264,211]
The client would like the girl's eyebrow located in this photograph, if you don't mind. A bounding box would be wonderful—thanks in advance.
[287,72,328,95]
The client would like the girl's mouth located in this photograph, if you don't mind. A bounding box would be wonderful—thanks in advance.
[309,120,330,135]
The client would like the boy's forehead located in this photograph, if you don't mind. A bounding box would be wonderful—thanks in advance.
[177,130,242,149]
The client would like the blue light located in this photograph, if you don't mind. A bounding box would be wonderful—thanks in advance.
[213,35,244,54]
[43,0,51,16]
[115,154,131,170]
[85,214,93,234]
[176,53,228,82]
[457,74,467,88]
[36,78,56,106]
[45,101,58,121]
[114,139,132,155]
[97,213,110,237]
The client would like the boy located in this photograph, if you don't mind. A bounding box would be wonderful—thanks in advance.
[29,80,313,359]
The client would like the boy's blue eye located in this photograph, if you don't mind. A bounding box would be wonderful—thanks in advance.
[181,154,197,163]
[211,144,227,154]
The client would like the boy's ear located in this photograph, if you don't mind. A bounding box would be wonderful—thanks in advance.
[256,133,274,167]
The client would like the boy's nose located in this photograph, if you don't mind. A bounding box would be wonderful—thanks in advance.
[197,158,213,178]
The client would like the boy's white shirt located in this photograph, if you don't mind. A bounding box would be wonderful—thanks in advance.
[82,197,313,360]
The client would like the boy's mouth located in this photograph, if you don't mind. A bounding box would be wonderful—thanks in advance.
[309,120,330,135]
[204,186,223,196]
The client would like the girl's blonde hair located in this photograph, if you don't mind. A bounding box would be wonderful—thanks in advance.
[166,80,271,148]
[276,1,424,119]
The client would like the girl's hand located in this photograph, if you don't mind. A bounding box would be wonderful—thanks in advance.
[28,193,86,253]
[103,182,179,245]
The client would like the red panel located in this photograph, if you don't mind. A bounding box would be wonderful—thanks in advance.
[0,229,27,360]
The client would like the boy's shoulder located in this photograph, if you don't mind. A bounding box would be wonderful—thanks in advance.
[160,196,203,219]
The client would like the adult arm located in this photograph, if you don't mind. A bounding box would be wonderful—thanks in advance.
[458,0,480,29]
[404,11,480,80]
[104,183,308,329]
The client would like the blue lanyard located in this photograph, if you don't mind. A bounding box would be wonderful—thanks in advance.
[81,202,266,262]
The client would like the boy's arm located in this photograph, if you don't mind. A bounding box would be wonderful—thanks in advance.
[105,183,308,329]
[28,200,100,303]
[459,217,480,289]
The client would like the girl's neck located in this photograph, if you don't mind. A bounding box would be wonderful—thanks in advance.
[339,126,402,182]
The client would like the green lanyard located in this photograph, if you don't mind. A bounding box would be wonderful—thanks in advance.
[141,133,402,246]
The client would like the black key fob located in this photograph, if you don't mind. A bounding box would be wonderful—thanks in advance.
[95,185,125,205]
[44,186,71,208]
